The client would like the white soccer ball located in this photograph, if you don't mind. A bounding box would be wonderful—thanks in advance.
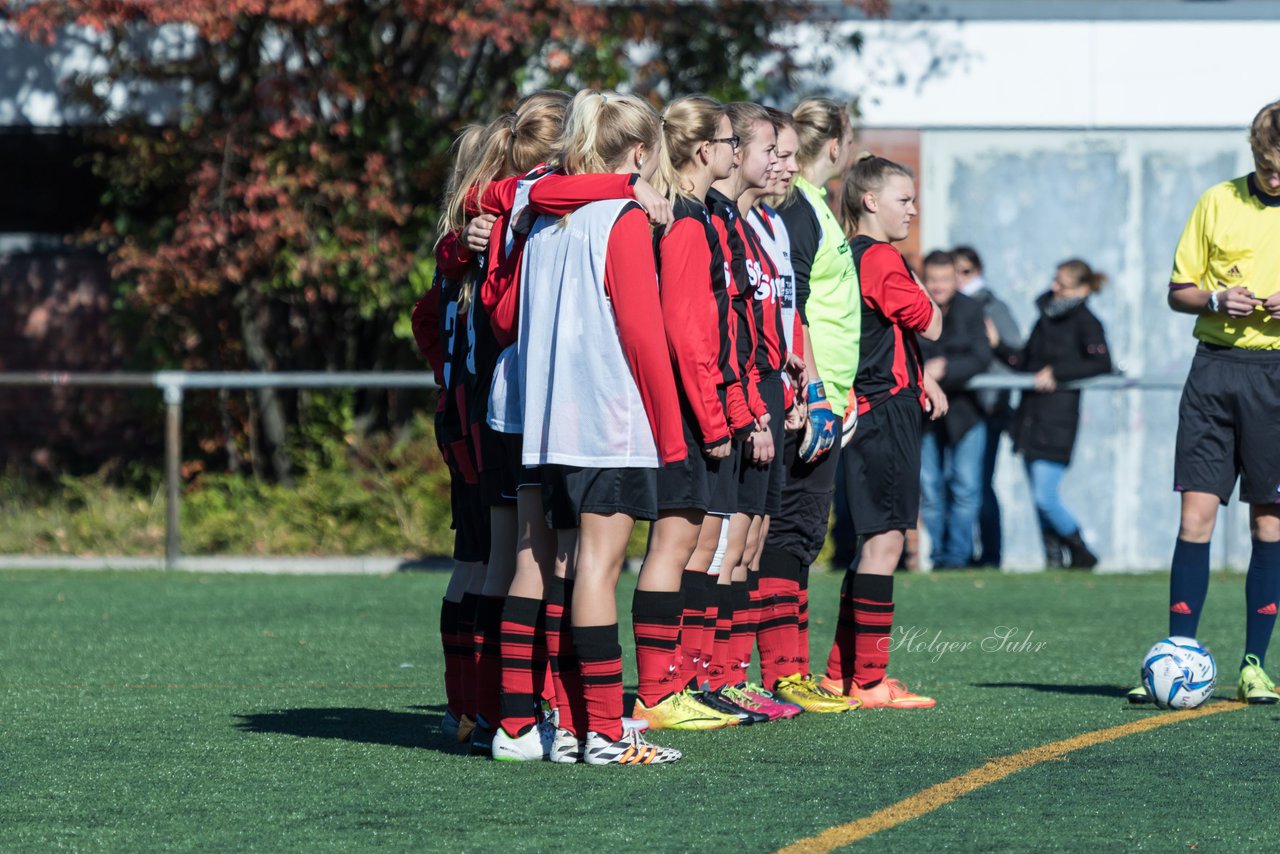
[1140,636,1216,709]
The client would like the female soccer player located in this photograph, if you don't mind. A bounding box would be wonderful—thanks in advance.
[515,89,687,765]
[698,102,783,724]
[759,98,859,714]
[821,152,944,710]
[457,91,664,757]
[995,260,1112,570]
[743,108,812,705]
[412,124,489,744]
[629,94,743,732]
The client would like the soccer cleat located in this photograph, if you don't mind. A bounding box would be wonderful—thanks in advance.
[441,709,462,741]
[1126,685,1154,704]
[845,677,936,709]
[816,676,866,709]
[773,674,851,713]
[715,683,775,723]
[632,689,738,731]
[469,716,496,756]
[584,730,682,765]
[738,682,803,720]
[491,719,554,761]
[551,728,584,764]
[1238,655,1280,704]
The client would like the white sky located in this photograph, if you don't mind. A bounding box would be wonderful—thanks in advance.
[830,20,1280,128]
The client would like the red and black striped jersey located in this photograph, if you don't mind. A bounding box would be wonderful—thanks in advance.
[706,187,766,433]
[738,209,789,373]
[850,235,937,416]
[655,196,733,449]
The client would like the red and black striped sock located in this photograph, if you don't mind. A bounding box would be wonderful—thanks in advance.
[676,570,709,688]
[756,548,802,689]
[457,592,480,719]
[728,578,754,685]
[697,579,720,688]
[706,582,736,690]
[851,572,895,690]
[497,595,545,736]
[825,569,858,689]
[474,595,505,728]
[440,598,465,718]
[797,564,811,675]
[546,577,587,736]
[633,589,684,707]
[574,624,624,742]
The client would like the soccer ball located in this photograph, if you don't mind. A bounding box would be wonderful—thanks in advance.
[1140,636,1216,709]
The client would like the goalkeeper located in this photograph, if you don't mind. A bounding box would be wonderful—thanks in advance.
[756,98,863,711]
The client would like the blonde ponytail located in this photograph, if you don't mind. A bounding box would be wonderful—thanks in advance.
[654,95,725,203]
[791,97,849,169]
[560,89,662,176]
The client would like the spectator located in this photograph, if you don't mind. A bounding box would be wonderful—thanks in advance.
[994,259,1112,569]
[919,250,992,569]
[952,245,1021,568]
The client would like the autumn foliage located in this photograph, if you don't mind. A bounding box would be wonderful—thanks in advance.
[3,0,884,477]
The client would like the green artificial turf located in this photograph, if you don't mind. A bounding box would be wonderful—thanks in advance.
[0,569,1274,851]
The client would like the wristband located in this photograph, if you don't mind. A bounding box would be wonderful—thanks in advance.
[1208,291,1220,314]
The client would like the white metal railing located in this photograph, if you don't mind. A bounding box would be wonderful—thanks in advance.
[0,369,1173,569]
[0,371,440,568]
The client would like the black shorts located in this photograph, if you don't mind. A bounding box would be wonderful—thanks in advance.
[843,392,924,537]
[657,417,724,513]
[541,465,658,530]
[479,425,520,508]
[1174,343,1280,505]
[450,477,490,563]
[736,373,784,517]
[763,427,841,566]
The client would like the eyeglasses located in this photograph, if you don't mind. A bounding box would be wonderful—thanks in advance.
[709,135,741,151]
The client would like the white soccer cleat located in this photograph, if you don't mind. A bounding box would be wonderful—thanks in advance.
[550,727,584,764]
[491,719,553,762]
[583,730,682,766]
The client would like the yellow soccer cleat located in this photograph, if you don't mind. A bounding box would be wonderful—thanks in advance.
[773,674,852,713]
[632,688,739,731]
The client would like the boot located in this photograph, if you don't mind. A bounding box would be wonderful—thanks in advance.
[1062,530,1098,570]
[1042,529,1066,569]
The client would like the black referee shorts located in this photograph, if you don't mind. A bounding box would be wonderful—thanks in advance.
[844,392,924,537]
[1175,343,1280,505]
[541,465,658,530]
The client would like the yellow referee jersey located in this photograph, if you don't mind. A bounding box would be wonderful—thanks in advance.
[1170,174,1280,350]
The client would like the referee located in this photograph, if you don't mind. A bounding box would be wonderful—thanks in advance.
[1133,99,1280,705]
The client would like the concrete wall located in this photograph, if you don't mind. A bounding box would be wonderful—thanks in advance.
[919,128,1256,571]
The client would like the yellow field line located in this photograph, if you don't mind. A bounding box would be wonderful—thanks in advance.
[776,701,1244,853]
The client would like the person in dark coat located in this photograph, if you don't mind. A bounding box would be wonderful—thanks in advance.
[952,246,1021,567]
[995,259,1113,569]
[919,250,993,568]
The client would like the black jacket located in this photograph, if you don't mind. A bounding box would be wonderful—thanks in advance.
[919,292,991,443]
[999,292,1112,465]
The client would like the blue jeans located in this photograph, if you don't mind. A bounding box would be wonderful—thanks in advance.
[1025,458,1080,538]
[920,421,987,567]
